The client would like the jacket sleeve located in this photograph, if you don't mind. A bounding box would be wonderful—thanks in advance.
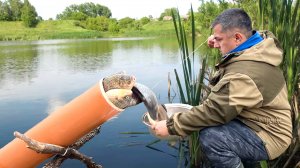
[167,72,264,136]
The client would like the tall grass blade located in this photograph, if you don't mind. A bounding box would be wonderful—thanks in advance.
[172,7,212,167]
[146,139,161,146]
[195,56,208,105]
[260,160,268,168]
[174,69,187,104]
[146,145,177,158]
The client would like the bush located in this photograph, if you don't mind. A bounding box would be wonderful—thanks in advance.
[108,20,120,33]
[140,17,150,25]
[84,16,110,31]
[118,17,135,29]
[69,12,88,21]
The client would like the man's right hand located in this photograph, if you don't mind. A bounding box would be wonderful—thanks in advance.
[207,35,215,48]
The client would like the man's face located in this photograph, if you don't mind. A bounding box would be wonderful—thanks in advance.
[212,24,237,55]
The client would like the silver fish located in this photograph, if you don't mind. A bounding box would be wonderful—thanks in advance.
[132,83,168,121]
[132,83,193,145]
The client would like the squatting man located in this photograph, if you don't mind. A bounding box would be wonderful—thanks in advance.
[106,8,292,168]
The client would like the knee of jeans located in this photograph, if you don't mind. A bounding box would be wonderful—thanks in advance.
[199,127,226,151]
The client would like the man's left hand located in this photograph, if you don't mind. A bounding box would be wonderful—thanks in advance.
[150,120,170,137]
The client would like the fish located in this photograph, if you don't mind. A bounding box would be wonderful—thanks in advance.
[132,83,190,146]
[106,88,139,109]
[132,83,178,146]
[103,72,136,92]
[132,83,168,121]
[104,72,139,109]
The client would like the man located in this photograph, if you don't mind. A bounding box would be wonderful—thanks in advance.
[150,8,292,168]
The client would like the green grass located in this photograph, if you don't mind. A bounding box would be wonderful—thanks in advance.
[143,21,174,30]
[0,20,105,40]
[120,21,176,37]
[0,20,177,41]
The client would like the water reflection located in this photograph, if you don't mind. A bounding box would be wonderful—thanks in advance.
[0,37,181,87]
[0,43,38,88]
[0,37,201,168]
[58,37,180,72]
[46,96,66,115]
[58,39,114,71]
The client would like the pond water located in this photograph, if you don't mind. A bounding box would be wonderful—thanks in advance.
[0,37,204,167]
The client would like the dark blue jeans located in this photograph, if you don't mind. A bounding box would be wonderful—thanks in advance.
[199,120,269,168]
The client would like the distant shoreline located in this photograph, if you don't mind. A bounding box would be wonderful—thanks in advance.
[0,20,177,41]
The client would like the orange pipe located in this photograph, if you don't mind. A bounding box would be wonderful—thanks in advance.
[0,79,123,168]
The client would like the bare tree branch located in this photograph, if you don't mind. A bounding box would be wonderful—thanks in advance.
[14,132,66,154]
[14,126,102,168]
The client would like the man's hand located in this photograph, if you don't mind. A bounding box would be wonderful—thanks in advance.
[103,72,141,109]
[150,119,170,137]
[207,35,215,48]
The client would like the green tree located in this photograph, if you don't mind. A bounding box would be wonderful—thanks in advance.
[84,16,110,31]
[133,20,143,31]
[159,8,177,21]
[118,17,135,29]
[69,12,88,21]
[0,1,12,21]
[196,0,220,28]
[21,0,38,27]
[56,2,111,20]
[140,16,150,25]
[108,18,120,33]
[8,0,23,21]
[195,0,232,29]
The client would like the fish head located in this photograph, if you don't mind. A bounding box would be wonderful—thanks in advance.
[103,72,136,91]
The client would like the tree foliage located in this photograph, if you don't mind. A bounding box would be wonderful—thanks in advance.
[195,0,232,29]
[8,0,23,21]
[0,1,12,21]
[108,19,120,33]
[67,12,88,21]
[56,2,111,20]
[78,16,120,33]
[84,16,110,31]
[21,0,38,27]
[159,8,177,21]
[118,17,135,29]
[0,0,40,27]
[140,17,150,25]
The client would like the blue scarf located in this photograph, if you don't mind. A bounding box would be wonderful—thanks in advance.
[228,31,263,54]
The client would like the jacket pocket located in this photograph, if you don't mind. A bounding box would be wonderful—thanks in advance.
[211,79,229,93]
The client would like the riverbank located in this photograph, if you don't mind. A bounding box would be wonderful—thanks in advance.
[0,20,177,41]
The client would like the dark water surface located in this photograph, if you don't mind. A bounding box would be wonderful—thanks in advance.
[0,37,202,168]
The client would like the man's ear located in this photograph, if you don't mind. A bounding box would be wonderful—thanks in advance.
[234,32,245,44]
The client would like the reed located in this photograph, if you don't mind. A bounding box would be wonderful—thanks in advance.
[171,6,213,167]
[258,0,300,167]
